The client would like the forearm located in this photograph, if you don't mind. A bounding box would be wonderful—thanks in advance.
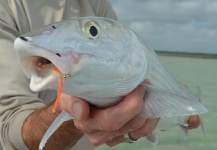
[22,103,83,150]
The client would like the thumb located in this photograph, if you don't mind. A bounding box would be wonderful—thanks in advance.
[59,93,90,120]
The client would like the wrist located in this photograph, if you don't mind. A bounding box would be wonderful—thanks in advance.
[22,103,83,150]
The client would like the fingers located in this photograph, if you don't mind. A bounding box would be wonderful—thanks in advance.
[105,118,158,147]
[106,135,126,147]
[74,86,145,132]
[188,115,201,129]
[73,86,147,146]
[85,114,147,146]
[126,118,159,140]
[58,81,158,147]
[59,93,90,120]
[84,118,159,147]
[82,112,158,147]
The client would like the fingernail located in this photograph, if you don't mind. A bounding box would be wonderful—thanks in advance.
[73,102,82,119]
[138,86,145,96]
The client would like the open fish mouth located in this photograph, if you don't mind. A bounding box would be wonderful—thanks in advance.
[21,56,57,78]
[19,54,69,92]
[14,36,73,79]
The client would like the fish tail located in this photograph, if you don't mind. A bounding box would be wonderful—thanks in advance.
[39,111,74,149]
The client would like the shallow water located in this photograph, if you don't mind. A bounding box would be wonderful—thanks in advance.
[97,56,217,150]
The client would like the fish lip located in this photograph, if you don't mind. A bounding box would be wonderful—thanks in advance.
[20,51,72,78]
[15,40,72,79]
[23,56,56,78]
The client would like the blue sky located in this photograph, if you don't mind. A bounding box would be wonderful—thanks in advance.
[110,0,217,54]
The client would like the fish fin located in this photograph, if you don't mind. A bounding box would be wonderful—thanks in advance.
[179,125,188,139]
[139,46,207,118]
[199,114,207,138]
[177,121,189,127]
[145,130,160,145]
[195,86,207,138]
[140,84,208,118]
[39,111,74,150]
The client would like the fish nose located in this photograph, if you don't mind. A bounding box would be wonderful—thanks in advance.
[19,36,28,41]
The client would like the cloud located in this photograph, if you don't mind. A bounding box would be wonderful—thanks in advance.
[110,0,217,54]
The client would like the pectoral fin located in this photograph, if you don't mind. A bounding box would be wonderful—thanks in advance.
[140,84,208,118]
[145,130,160,145]
[179,125,188,139]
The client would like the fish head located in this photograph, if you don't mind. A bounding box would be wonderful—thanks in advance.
[14,17,147,106]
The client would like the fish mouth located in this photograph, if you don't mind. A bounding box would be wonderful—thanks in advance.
[19,49,72,92]
[15,36,72,79]
[20,55,62,91]
[20,56,59,78]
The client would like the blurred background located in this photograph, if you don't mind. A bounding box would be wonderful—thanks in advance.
[97,0,217,150]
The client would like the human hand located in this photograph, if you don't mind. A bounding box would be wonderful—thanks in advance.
[59,83,201,147]
[60,86,159,147]
[188,115,201,129]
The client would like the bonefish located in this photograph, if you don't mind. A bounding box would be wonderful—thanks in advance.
[14,17,208,149]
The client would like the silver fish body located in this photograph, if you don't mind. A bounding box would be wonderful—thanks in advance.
[15,17,147,107]
[14,17,208,149]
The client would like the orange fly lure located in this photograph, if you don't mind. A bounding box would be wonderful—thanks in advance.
[35,63,64,113]
[52,67,65,113]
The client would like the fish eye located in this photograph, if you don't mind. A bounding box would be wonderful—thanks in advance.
[89,25,97,37]
[85,21,100,39]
